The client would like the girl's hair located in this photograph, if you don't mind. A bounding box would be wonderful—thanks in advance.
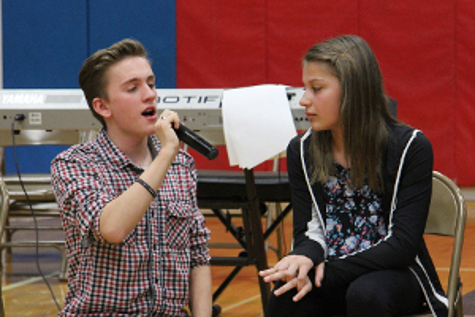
[78,39,149,127]
[304,35,397,193]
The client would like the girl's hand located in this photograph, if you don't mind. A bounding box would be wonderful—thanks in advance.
[259,255,317,301]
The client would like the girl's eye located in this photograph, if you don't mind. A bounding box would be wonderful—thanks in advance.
[148,83,156,89]
[312,87,321,93]
[128,86,137,92]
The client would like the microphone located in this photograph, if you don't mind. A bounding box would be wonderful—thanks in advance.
[173,123,219,160]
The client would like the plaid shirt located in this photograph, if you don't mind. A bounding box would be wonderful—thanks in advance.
[51,129,210,316]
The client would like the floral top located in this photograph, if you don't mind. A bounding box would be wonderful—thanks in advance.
[323,163,387,258]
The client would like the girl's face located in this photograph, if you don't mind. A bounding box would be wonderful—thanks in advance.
[300,61,342,133]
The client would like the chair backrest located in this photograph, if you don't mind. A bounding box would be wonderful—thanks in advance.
[0,179,9,241]
[0,130,83,147]
[0,179,6,317]
[425,171,466,236]
[425,171,467,317]
[0,129,98,176]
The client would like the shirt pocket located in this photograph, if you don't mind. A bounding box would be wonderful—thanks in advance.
[166,202,192,251]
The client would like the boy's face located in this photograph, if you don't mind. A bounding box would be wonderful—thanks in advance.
[95,56,158,139]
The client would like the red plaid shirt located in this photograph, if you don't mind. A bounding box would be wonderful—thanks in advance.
[51,129,210,316]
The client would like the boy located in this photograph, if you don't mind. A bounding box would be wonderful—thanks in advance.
[51,39,211,316]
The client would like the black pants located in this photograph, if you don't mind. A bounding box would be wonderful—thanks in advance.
[267,269,425,317]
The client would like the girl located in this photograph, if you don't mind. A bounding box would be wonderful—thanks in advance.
[260,35,447,317]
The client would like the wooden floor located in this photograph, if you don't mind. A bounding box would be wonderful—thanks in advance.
[1,201,475,317]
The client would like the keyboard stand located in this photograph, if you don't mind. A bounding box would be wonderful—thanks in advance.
[197,169,293,316]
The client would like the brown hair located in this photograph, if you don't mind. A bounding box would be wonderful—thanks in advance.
[78,39,149,126]
[304,35,397,193]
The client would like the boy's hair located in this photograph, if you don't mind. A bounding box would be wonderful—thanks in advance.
[78,39,149,126]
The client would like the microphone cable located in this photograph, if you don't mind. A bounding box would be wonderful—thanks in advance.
[145,207,156,316]
[10,116,62,311]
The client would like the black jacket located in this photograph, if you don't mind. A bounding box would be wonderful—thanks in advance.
[287,123,447,317]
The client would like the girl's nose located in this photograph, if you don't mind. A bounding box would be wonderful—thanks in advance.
[299,90,311,108]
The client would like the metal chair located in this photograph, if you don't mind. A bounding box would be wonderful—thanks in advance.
[0,179,9,317]
[0,129,97,280]
[329,171,466,317]
[406,171,467,317]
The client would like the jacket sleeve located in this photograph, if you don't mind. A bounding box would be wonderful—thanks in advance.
[287,135,326,266]
[322,131,434,290]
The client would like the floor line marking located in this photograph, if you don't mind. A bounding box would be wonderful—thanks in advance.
[461,268,475,272]
[221,293,262,312]
[438,268,475,272]
[2,271,59,291]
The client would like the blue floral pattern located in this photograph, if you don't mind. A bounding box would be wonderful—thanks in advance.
[324,163,387,258]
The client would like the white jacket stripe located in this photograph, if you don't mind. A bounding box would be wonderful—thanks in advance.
[300,129,327,257]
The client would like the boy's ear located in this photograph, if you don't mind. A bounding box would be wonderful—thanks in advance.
[92,97,111,119]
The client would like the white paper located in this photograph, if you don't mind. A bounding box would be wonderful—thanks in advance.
[222,84,297,169]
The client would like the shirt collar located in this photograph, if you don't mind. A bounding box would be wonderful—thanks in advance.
[96,129,160,170]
